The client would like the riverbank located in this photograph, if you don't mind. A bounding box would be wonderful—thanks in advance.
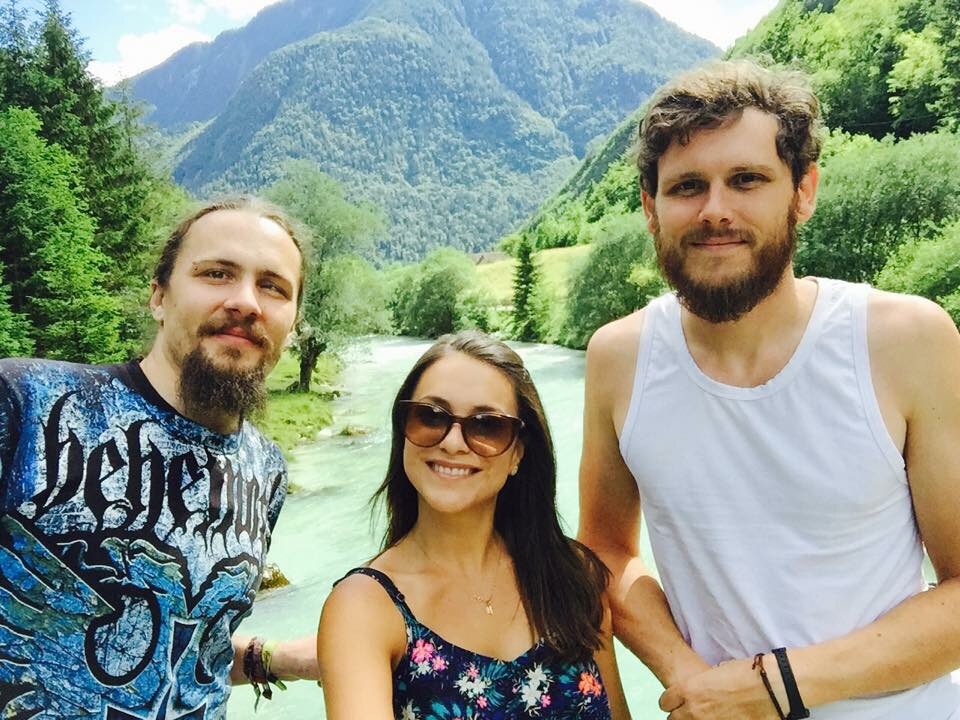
[257,352,340,453]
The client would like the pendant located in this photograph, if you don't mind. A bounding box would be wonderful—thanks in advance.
[485,602,494,616]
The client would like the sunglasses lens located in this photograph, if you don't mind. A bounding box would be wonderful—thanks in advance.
[463,414,517,457]
[403,403,451,447]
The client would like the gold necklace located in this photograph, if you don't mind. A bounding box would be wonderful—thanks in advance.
[411,533,502,615]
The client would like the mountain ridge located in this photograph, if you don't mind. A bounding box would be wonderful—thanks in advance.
[130,0,717,259]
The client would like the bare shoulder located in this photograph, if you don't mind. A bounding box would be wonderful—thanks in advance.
[319,571,406,648]
[868,289,959,360]
[585,309,647,380]
[867,289,960,410]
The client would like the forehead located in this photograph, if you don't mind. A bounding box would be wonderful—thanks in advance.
[658,108,785,181]
[412,351,518,414]
[176,208,301,279]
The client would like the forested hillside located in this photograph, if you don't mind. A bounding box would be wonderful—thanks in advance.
[507,0,960,347]
[0,2,189,361]
[130,0,717,260]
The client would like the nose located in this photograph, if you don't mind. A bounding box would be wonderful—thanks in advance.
[698,184,732,227]
[223,278,262,318]
[437,420,470,454]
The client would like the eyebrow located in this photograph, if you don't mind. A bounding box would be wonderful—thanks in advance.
[729,164,778,176]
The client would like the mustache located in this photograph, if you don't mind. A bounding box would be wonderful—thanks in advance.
[197,318,269,348]
[681,226,754,246]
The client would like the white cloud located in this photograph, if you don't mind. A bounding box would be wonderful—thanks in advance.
[204,0,284,22]
[638,0,780,49]
[88,25,211,85]
[169,0,207,25]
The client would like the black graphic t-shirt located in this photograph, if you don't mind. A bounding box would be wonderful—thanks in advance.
[0,359,288,719]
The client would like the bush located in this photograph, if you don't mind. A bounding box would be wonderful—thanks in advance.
[561,213,659,349]
[797,131,960,282]
[390,248,477,338]
[876,219,960,324]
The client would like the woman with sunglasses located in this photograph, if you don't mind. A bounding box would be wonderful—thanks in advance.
[317,331,631,720]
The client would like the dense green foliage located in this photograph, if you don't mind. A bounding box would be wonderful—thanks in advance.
[876,220,960,325]
[561,215,663,349]
[0,106,123,361]
[133,0,715,261]
[389,248,478,338]
[797,131,960,281]
[729,0,960,137]
[264,160,390,390]
[0,0,190,360]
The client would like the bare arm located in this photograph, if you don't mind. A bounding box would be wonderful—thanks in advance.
[577,317,709,688]
[660,294,960,718]
[229,633,320,685]
[316,574,404,720]
[593,600,632,720]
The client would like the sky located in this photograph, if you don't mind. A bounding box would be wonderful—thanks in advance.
[42,0,781,85]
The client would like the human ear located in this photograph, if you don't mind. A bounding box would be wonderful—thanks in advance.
[510,441,525,476]
[641,191,658,235]
[795,164,819,224]
[148,280,165,323]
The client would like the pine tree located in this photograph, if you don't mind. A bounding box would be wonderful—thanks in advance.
[511,236,542,342]
[0,106,122,362]
[0,265,33,357]
[1,0,176,352]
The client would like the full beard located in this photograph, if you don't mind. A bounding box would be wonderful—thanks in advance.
[654,204,798,324]
[178,322,271,425]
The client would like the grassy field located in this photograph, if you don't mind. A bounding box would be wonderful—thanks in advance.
[476,244,592,339]
[256,352,339,452]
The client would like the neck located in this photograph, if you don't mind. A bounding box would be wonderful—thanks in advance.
[409,501,501,575]
[140,346,241,434]
[680,272,819,385]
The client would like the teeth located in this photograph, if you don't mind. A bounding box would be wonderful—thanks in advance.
[430,463,473,478]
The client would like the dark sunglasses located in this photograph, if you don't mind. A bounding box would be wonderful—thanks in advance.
[399,400,524,457]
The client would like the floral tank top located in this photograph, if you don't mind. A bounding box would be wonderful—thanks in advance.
[340,567,613,720]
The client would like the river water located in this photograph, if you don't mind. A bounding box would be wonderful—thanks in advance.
[227,335,666,718]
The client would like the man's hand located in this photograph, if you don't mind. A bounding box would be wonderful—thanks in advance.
[659,658,786,720]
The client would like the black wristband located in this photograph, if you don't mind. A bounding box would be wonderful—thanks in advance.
[772,647,810,720]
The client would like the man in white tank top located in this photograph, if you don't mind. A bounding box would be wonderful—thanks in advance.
[578,60,960,720]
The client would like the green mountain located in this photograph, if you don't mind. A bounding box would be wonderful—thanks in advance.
[129,0,716,260]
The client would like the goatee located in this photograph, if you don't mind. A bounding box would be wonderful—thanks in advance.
[654,204,798,324]
[178,346,267,425]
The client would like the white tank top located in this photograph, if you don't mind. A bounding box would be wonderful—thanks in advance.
[619,278,960,719]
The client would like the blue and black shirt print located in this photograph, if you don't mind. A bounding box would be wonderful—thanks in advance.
[0,358,287,719]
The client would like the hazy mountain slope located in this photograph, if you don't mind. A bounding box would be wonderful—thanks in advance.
[132,0,717,259]
[128,0,376,128]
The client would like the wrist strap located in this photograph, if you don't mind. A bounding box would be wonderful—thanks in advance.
[772,647,810,719]
[752,653,786,720]
[244,637,288,710]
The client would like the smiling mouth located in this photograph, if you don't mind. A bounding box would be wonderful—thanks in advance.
[694,237,746,246]
[204,325,265,347]
[428,462,478,478]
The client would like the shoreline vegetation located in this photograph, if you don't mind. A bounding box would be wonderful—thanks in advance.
[258,352,340,453]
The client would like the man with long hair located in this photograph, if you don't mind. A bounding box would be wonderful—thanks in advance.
[0,197,317,717]
[579,61,960,719]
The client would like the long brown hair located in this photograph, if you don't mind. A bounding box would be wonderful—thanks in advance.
[372,331,609,661]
